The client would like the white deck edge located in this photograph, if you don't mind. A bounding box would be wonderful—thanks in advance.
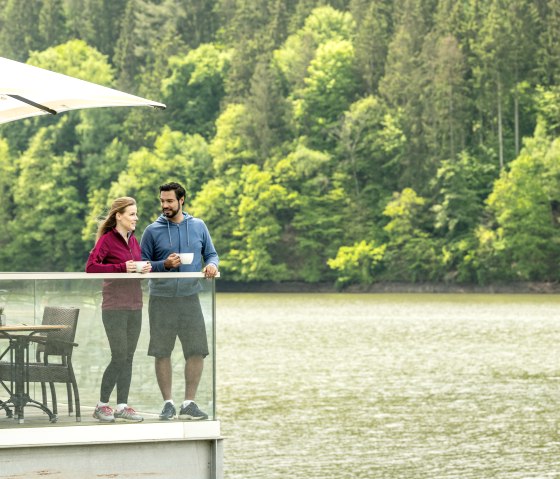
[0,272,220,280]
[0,420,221,448]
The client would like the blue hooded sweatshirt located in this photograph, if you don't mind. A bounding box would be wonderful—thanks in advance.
[140,212,219,297]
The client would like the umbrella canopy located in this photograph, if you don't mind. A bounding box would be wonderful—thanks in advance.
[0,56,166,124]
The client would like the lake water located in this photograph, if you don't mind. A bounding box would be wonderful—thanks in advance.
[216,293,560,478]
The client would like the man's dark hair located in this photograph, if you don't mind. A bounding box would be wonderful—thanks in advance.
[160,182,186,201]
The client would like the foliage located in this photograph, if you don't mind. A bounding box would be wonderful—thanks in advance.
[327,240,386,288]
[7,124,86,271]
[0,0,560,286]
[476,133,560,281]
[161,45,231,138]
[381,188,446,282]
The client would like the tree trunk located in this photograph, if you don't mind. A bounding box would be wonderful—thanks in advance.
[497,78,504,169]
[514,93,519,156]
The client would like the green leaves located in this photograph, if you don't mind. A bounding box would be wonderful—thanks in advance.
[162,45,230,138]
[328,240,386,288]
[0,1,558,287]
[479,134,560,280]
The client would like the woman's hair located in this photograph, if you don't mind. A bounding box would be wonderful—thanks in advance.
[95,197,136,242]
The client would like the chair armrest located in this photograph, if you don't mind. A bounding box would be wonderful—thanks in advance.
[50,338,79,347]
[28,336,78,347]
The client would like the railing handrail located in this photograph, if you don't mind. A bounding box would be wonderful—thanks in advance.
[0,272,220,280]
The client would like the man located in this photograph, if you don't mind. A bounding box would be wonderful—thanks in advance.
[140,182,219,420]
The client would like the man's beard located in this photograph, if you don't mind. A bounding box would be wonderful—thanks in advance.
[162,206,180,218]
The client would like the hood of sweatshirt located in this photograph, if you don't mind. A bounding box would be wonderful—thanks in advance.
[156,211,193,249]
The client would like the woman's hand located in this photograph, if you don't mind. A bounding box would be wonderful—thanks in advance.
[125,260,137,273]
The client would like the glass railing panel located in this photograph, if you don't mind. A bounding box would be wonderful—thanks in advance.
[0,279,36,324]
[0,273,216,427]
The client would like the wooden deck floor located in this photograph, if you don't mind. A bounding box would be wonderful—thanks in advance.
[0,403,163,429]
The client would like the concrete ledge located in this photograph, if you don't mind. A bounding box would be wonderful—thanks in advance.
[0,421,223,479]
[0,420,221,448]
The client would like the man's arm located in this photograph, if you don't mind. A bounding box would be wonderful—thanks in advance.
[140,227,167,272]
[201,222,219,269]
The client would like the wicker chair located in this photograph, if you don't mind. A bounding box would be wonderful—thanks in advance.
[30,306,81,421]
[0,306,81,421]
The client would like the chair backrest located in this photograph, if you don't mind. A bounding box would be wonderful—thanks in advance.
[39,306,80,356]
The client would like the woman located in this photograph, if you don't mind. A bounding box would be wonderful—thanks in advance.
[86,197,151,422]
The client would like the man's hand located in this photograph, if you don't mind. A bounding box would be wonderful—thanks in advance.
[203,264,219,278]
[164,253,182,270]
[140,262,152,274]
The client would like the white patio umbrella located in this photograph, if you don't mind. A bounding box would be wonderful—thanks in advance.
[0,56,165,124]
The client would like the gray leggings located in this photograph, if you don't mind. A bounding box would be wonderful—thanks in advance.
[100,310,142,405]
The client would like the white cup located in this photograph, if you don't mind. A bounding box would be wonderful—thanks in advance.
[135,261,148,273]
[179,253,194,265]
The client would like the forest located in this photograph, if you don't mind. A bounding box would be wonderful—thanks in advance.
[1,0,560,287]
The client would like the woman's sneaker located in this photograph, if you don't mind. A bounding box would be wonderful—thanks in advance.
[114,406,143,422]
[178,402,208,420]
[93,405,115,423]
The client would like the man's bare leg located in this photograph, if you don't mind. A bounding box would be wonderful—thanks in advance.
[155,357,173,400]
[184,355,204,401]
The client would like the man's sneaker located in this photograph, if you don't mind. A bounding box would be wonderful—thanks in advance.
[93,405,115,423]
[179,402,208,420]
[114,406,143,422]
[159,402,176,421]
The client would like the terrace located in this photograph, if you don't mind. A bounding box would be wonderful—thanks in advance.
[0,272,222,479]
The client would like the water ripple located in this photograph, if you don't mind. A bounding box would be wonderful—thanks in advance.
[217,293,560,478]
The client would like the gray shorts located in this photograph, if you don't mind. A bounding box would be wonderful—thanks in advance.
[147,295,209,359]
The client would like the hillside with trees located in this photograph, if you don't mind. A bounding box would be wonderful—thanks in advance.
[1,0,560,287]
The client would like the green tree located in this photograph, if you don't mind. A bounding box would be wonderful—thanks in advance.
[0,139,16,269]
[65,0,95,44]
[328,240,386,288]
[179,0,219,48]
[113,0,138,90]
[420,33,470,161]
[536,0,560,85]
[478,132,560,281]
[472,0,540,167]
[431,151,499,282]
[293,39,360,149]
[350,0,393,93]
[382,188,444,282]
[0,0,43,61]
[190,177,241,272]
[378,0,433,191]
[432,152,498,240]
[336,95,405,202]
[161,45,231,139]
[273,143,347,282]
[275,5,356,91]
[534,85,560,137]
[209,103,259,175]
[244,56,290,158]
[222,164,292,281]
[7,124,85,271]
[216,0,297,99]
[39,0,68,48]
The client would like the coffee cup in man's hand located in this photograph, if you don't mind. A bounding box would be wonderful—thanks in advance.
[179,253,194,265]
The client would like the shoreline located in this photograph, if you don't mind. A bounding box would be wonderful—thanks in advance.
[216,281,560,294]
